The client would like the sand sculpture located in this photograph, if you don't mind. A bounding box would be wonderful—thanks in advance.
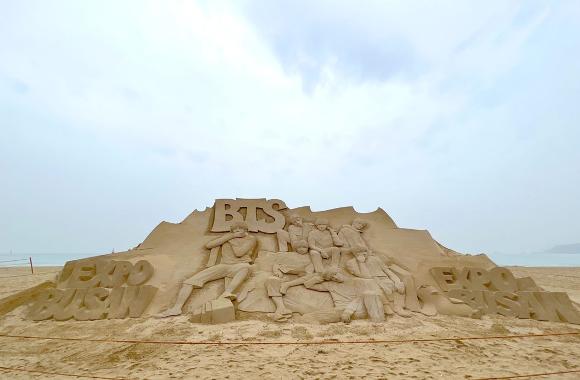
[23,198,580,325]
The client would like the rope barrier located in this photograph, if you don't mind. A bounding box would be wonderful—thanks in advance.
[0,334,578,380]
[0,331,578,346]
[474,368,580,379]
[0,366,129,379]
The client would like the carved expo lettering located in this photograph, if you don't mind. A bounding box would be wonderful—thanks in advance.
[28,259,157,321]
[430,266,580,324]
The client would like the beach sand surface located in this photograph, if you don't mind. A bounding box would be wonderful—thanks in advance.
[0,266,579,379]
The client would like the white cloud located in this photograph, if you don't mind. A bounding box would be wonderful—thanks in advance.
[0,0,579,263]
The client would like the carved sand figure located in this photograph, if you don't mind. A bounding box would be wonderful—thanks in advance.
[263,262,314,321]
[338,218,371,252]
[156,221,257,318]
[276,214,312,253]
[339,219,423,313]
[303,275,387,323]
[279,266,343,295]
[416,285,482,318]
[346,247,411,317]
[308,218,344,272]
[21,198,580,327]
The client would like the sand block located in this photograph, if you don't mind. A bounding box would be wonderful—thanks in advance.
[210,298,235,323]
[190,298,235,324]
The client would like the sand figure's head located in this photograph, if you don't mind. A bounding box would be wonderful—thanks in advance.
[289,214,303,227]
[352,218,368,231]
[315,218,329,231]
[322,267,345,282]
[230,221,249,237]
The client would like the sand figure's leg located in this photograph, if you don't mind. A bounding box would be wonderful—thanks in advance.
[363,294,385,322]
[391,265,422,312]
[341,298,362,323]
[330,247,341,268]
[393,292,412,317]
[276,229,290,252]
[309,250,325,272]
[155,284,193,318]
[264,277,292,319]
[280,276,310,294]
[220,266,250,300]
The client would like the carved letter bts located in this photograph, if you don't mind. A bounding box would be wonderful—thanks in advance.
[211,198,287,233]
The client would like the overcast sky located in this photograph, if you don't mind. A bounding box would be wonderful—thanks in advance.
[1,1,579,264]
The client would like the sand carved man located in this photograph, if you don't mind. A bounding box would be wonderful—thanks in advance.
[301,272,387,323]
[338,218,370,253]
[276,214,312,253]
[156,221,257,318]
[308,218,343,272]
[264,255,314,322]
[346,247,411,317]
[338,219,423,313]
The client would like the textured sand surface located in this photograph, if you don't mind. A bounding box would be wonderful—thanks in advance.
[0,266,579,379]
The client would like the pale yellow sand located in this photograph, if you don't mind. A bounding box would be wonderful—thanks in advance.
[0,266,579,379]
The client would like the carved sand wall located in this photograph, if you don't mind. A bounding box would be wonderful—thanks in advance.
[25,198,580,325]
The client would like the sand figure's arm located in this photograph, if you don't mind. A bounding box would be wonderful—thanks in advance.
[345,259,362,278]
[205,233,235,249]
[380,261,405,293]
[337,228,349,248]
[303,281,329,292]
[232,236,257,258]
[329,227,343,247]
[280,274,318,294]
[308,231,323,252]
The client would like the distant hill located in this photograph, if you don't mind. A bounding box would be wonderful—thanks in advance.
[542,243,580,254]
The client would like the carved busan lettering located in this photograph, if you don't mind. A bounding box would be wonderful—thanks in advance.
[431,266,580,324]
[28,259,157,321]
[211,199,287,233]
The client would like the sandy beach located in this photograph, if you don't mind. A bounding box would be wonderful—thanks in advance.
[0,266,578,379]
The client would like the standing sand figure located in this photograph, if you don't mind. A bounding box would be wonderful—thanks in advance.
[339,218,423,313]
[308,218,343,272]
[156,221,257,318]
[346,247,411,317]
[276,214,312,253]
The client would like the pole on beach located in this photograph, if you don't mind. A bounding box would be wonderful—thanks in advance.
[29,257,33,274]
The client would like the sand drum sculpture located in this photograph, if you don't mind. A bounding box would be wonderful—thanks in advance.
[24,199,580,325]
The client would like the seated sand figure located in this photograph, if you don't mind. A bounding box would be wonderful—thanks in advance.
[338,218,371,253]
[264,247,346,322]
[308,218,343,272]
[276,214,312,253]
[339,219,423,313]
[263,257,315,322]
[156,221,257,318]
[303,274,386,323]
[271,255,385,323]
[346,247,411,317]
